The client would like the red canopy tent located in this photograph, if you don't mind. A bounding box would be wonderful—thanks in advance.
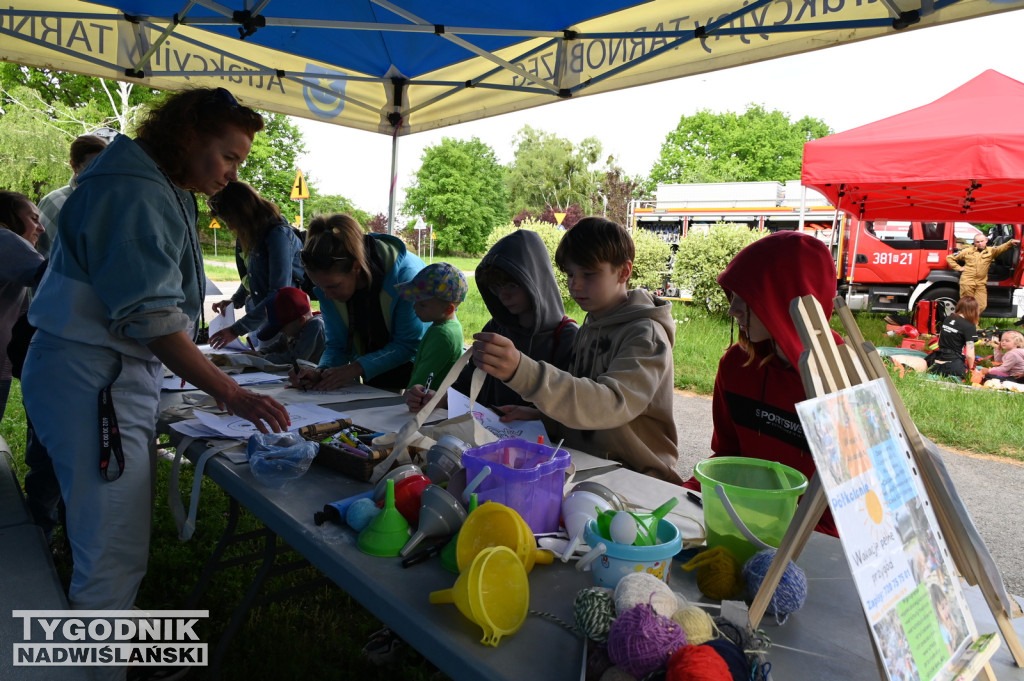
[802,69,1024,222]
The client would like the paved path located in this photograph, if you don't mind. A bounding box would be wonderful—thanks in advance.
[671,390,1024,596]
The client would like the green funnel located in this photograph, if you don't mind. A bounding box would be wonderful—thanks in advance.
[441,493,478,573]
[358,478,410,557]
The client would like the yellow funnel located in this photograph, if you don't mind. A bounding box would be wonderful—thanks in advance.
[429,546,529,646]
[456,502,553,573]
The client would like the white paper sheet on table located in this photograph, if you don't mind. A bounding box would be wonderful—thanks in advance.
[446,388,549,443]
[246,381,399,404]
[161,372,284,392]
[208,306,250,351]
[170,403,347,439]
[343,403,448,434]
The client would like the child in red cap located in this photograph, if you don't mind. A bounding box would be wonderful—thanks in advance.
[254,286,325,365]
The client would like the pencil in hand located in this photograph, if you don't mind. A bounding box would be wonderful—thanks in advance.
[421,372,434,407]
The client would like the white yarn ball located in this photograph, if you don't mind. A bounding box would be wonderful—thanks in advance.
[613,572,677,617]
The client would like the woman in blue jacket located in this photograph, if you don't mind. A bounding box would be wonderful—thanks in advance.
[22,89,288,655]
[290,213,427,392]
[207,180,303,348]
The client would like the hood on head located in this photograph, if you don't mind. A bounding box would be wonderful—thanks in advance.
[475,229,566,334]
[717,231,837,369]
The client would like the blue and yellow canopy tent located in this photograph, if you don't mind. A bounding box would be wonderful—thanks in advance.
[3,0,1024,226]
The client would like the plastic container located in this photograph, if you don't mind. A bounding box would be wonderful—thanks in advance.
[577,517,681,588]
[460,438,571,534]
[693,457,807,565]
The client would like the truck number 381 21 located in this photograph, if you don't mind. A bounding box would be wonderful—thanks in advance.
[872,252,913,266]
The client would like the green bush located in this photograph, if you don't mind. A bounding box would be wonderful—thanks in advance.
[674,224,765,314]
[485,219,673,298]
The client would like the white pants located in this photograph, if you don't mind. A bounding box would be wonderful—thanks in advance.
[23,332,161,681]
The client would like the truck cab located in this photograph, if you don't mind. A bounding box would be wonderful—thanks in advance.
[837,218,1023,318]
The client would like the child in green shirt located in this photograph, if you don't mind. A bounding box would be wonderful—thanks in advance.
[398,262,468,403]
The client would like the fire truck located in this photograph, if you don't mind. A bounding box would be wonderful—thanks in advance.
[629,181,1024,318]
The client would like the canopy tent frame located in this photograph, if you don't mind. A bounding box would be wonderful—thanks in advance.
[4,1,1024,231]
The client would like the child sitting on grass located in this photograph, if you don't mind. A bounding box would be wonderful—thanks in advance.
[398,262,468,404]
[470,217,681,484]
[253,286,325,365]
[980,329,1024,383]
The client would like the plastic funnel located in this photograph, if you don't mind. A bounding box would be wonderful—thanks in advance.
[442,494,478,573]
[358,478,410,557]
[400,485,467,557]
[456,502,553,573]
[429,545,529,646]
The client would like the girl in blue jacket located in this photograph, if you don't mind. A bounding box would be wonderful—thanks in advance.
[290,213,427,392]
[206,180,303,347]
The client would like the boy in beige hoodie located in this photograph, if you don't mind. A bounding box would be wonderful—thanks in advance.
[471,217,681,483]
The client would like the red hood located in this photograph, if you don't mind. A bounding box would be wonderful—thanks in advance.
[718,231,838,372]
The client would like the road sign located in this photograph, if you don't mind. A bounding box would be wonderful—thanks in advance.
[554,212,567,226]
[209,218,222,229]
[290,169,310,200]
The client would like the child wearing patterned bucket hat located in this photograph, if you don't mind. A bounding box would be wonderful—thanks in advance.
[397,262,468,396]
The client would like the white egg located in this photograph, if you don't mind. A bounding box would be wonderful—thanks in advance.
[608,512,638,545]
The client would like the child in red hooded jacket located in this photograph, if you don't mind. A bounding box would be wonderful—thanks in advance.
[683,231,840,537]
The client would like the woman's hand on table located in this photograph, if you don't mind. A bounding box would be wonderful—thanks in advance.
[471,332,521,382]
[218,388,290,433]
[211,299,233,316]
[208,327,240,350]
[290,363,364,391]
[494,404,541,422]
[405,384,435,413]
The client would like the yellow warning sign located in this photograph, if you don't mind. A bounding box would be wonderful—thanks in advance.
[290,169,309,200]
[209,218,222,229]
[553,212,567,226]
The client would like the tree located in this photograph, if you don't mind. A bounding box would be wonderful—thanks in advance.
[649,104,832,189]
[598,166,646,227]
[240,112,308,221]
[402,137,509,255]
[506,125,604,216]
[301,189,370,227]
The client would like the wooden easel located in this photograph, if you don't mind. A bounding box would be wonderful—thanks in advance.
[746,294,1023,680]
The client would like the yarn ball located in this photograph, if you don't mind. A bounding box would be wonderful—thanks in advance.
[346,497,381,532]
[575,587,618,642]
[665,644,731,681]
[701,638,750,681]
[680,546,745,601]
[614,572,678,617]
[711,617,751,651]
[587,642,614,681]
[606,604,686,678]
[599,666,637,681]
[742,549,807,622]
[671,606,715,645]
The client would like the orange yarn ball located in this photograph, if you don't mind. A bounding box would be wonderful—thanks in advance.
[665,644,731,681]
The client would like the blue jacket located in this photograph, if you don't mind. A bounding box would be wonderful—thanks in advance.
[229,220,303,336]
[29,134,203,360]
[316,233,427,380]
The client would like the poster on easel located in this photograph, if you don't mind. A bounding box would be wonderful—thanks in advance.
[796,378,992,681]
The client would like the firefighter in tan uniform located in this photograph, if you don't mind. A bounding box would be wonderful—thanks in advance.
[946,233,1020,314]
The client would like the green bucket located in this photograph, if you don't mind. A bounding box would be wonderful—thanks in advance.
[693,457,808,565]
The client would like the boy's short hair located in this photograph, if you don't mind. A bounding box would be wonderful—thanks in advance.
[555,217,634,273]
[397,262,468,304]
[257,287,311,341]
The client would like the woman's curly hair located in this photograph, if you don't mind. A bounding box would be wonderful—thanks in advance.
[136,88,263,187]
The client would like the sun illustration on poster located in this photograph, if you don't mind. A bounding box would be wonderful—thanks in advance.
[860,488,892,538]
